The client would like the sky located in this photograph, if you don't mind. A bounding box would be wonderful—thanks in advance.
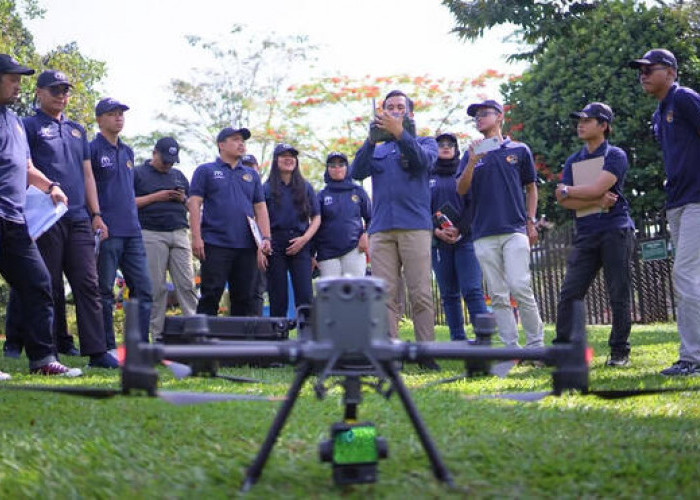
[25,0,527,170]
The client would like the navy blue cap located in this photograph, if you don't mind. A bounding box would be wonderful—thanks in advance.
[274,143,299,156]
[154,136,180,164]
[326,151,348,164]
[95,97,129,116]
[216,127,251,143]
[570,102,614,123]
[0,54,34,75]
[629,48,677,69]
[241,154,258,165]
[435,132,458,144]
[37,70,72,88]
[467,99,504,117]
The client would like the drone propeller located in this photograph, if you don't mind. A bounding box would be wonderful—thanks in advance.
[116,345,193,380]
[465,385,700,403]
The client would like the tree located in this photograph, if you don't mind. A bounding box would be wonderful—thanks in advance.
[151,25,317,166]
[498,0,700,223]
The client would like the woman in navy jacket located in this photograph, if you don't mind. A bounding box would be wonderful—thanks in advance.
[263,143,320,317]
[430,133,487,341]
[314,152,371,277]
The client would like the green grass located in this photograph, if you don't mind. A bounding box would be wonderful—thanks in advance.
[1,321,698,499]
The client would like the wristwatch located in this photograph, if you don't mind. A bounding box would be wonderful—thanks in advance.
[46,181,61,194]
[528,217,538,225]
[560,185,569,198]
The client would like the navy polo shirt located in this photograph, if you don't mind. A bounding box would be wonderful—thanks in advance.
[23,110,90,220]
[133,161,189,231]
[350,132,437,234]
[0,106,30,224]
[315,180,371,261]
[90,133,141,237]
[653,83,700,209]
[264,180,320,235]
[458,138,537,240]
[190,157,264,248]
[561,141,634,236]
[429,167,474,246]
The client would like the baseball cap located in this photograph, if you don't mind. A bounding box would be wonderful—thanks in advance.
[95,97,129,116]
[570,102,614,123]
[241,154,258,166]
[629,49,677,69]
[0,54,34,75]
[467,99,504,117]
[326,151,348,164]
[37,70,72,88]
[435,132,458,145]
[274,143,299,156]
[154,137,180,164]
[216,127,251,143]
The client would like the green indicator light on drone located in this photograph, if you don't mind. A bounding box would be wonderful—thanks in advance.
[332,425,378,464]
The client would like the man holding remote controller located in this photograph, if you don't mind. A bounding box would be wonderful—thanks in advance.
[457,99,544,351]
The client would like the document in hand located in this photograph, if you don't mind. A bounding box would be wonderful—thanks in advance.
[247,216,263,248]
[24,185,68,240]
[571,156,605,218]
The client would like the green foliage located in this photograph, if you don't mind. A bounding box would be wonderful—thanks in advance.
[0,1,106,129]
[442,0,603,61]
[499,0,700,224]
[0,323,698,497]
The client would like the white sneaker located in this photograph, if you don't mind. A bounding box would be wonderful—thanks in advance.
[0,370,11,381]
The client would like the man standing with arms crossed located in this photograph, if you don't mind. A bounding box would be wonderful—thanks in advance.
[134,137,198,338]
[457,99,544,350]
[351,90,439,370]
[0,54,80,378]
[630,49,700,375]
[188,127,271,317]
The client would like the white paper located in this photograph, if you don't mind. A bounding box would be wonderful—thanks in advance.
[24,185,68,240]
[247,216,263,248]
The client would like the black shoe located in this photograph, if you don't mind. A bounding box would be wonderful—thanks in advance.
[418,359,441,371]
[58,346,81,357]
[88,352,119,369]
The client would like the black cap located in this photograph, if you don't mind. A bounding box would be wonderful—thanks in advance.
[570,102,614,123]
[0,54,34,75]
[37,70,72,88]
[241,154,258,166]
[326,151,348,164]
[629,48,677,69]
[216,127,251,143]
[95,97,129,116]
[274,143,299,156]
[435,132,458,145]
[467,99,504,117]
[154,137,180,164]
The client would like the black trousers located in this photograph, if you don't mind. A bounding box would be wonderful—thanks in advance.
[5,217,106,356]
[267,231,313,318]
[554,227,636,355]
[0,218,55,362]
[196,243,258,316]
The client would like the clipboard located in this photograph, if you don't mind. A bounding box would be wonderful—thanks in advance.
[247,216,263,248]
[571,156,604,218]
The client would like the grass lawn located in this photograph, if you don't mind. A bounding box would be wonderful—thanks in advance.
[1,319,698,499]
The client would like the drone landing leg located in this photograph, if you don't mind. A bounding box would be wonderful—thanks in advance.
[383,361,455,487]
[241,361,312,492]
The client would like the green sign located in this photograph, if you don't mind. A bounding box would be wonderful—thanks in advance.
[640,239,668,261]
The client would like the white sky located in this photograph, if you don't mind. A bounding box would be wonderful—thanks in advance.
[27,0,527,139]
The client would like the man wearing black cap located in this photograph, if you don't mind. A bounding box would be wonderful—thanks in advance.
[134,137,197,338]
[91,97,153,348]
[457,99,544,350]
[3,69,117,368]
[188,127,271,316]
[241,154,259,170]
[554,102,635,366]
[630,48,700,375]
[0,54,82,377]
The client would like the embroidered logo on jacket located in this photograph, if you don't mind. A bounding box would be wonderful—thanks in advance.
[351,194,360,203]
[71,128,81,138]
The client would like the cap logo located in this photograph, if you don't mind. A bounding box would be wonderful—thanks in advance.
[55,71,66,81]
[168,146,177,155]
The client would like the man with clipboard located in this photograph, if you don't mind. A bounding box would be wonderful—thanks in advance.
[554,102,635,367]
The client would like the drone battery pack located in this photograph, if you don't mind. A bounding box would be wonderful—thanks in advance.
[161,316,294,343]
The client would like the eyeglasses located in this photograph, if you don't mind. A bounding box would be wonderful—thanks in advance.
[638,65,668,76]
[47,86,71,97]
[437,141,456,148]
[474,110,497,119]
[327,162,347,168]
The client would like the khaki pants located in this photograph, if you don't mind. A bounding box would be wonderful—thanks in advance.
[369,230,434,341]
[142,229,198,336]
